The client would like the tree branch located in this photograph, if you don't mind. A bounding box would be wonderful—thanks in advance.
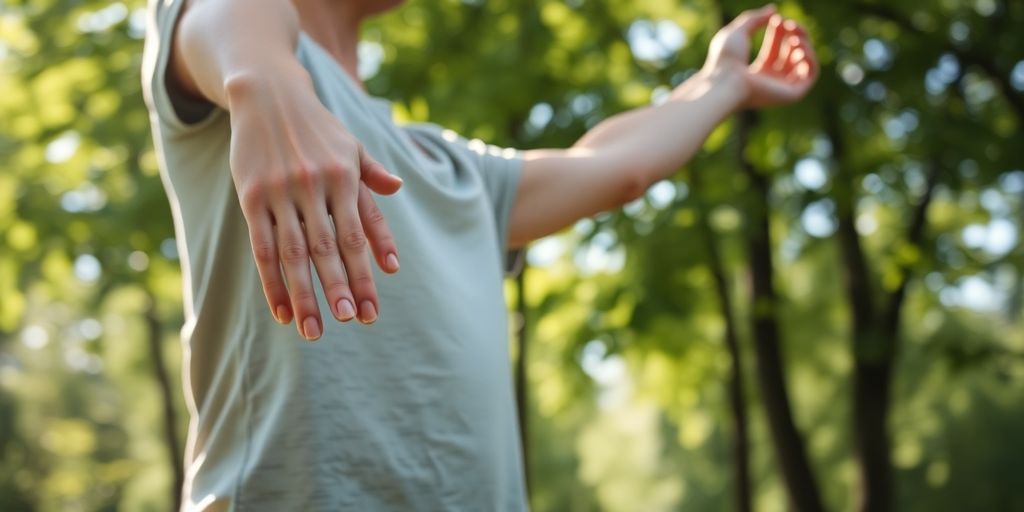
[825,102,877,342]
[855,3,1024,123]
[880,158,941,336]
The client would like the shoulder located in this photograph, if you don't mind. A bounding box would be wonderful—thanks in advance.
[143,0,223,132]
[404,124,517,162]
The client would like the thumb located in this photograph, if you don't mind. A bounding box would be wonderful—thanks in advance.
[733,4,776,34]
[359,145,403,195]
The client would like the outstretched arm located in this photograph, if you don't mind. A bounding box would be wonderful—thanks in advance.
[509,6,817,247]
[169,0,403,338]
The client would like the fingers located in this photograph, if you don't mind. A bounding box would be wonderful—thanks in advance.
[774,34,802,73]
[732,4,777,35]
[360,145,403,195]
[753,14,786,70]
[780,18,807,38]
[357,184,400,274]
[754,15,813,78]
[786,61,813,86]
[245,207,293,325]
[785,46,806,75]
[781,32,817,82]
[248,175,392,337]
[795,35,819,80]
[330,194,380,325]
[301,200,358,324]
[274,208,324,341]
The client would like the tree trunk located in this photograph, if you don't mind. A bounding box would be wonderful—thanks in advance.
[864,159,939,511]
[737,111,826,512]
[826,104,890,512]
[144,295,184,512]
[851,167,935,512]
[693,170,753,512]
[826,105,940,512]
[514,263,531,502]
[708,4,825,505]
[852,360,894,512]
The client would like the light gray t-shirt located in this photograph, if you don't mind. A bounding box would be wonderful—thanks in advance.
[142,1,527,510]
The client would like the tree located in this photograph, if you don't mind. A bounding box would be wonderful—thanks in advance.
[2,1,1023,511]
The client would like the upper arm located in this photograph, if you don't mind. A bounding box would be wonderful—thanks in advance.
[167,1,203,101]
[143,0,217,129]
[166,0,219,123]
[508,148,648,248]
[155,0,304,120]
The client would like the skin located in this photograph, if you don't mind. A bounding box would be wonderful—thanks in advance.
[169,0,817,340]
[513,5,817,245]
[173,0,404,341]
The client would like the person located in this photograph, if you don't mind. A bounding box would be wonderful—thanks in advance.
[142,0,817,509]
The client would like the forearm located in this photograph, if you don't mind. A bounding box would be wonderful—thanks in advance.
[511,68,747,247]
[574,66,748,186]
[511,6,816,248]
[175,0,309,108]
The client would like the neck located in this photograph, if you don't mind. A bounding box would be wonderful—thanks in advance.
[294,0,364,86]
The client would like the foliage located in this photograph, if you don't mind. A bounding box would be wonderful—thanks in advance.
[1,0,1022,511]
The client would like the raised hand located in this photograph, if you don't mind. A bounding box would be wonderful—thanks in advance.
[227,71,402,340]
[704,5,818,108]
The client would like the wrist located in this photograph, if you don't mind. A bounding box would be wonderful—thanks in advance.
[223,59,315,111]
[693,63,750,111]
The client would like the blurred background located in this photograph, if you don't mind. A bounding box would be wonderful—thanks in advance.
[2,0,1023,510]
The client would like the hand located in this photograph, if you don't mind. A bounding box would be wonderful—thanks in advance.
[226,67,402,340]
[704,5,818,108]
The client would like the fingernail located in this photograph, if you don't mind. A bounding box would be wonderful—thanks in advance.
[359,301,378,324]
[337,299,356,321]
[386,253,400,272]
[303,316,321,340]
[276,305,292,324]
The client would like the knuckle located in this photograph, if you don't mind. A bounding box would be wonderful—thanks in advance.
[310,231,338,258]
[364,204,386,225]
[252,241,278,264]
[340,230,367,251]
[290,164,318,189]
[279,241,309,262]
[239,182,265,210]
[350,272,374,287]
[321,161,348,181]
[262,279,285,295]
[266,174,289,192]
[290,289,317,305]
[324,281,351,297]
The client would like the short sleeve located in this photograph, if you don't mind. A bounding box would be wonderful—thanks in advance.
[438,128,523,270]
[402,124,523,271]
[464,137,523,256]
[141,0,221,132]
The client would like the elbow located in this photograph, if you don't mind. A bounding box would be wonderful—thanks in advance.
[600,148,658,207]
[614,167,653,207]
